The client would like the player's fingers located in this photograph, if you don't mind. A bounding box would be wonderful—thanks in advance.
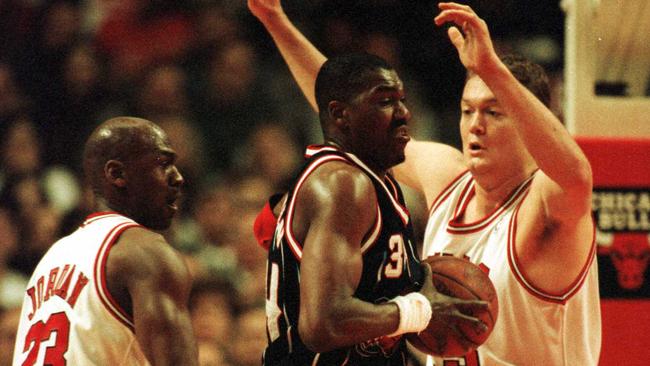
[447,26,465,50]
[419,262,434,295]
[434,9,479,27]
[438,2,475,14]
[450,310,489,334]
[446,322,480,350]
[454,298,489,309]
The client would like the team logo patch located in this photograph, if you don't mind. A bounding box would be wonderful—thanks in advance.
[593,188,650,297]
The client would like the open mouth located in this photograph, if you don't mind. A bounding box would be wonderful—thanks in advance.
[469,142,483,151]
[395,125,410,143]
[167,194,180,211]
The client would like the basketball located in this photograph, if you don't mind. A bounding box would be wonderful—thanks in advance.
[406,255,498,357]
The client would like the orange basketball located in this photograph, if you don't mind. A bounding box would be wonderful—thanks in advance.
[406,256,498,357]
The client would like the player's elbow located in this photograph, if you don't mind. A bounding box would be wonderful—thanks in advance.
[568,159,593,199]
[298,317,340,353]
[574,158,593,189]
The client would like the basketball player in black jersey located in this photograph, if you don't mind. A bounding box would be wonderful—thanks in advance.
[260,53,486,365]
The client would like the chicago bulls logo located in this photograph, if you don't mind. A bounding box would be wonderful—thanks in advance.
[596,230,650,290]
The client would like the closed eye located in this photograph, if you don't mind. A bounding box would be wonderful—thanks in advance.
[486,109,502,118]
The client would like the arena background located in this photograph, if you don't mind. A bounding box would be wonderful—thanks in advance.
[0,0,648,365]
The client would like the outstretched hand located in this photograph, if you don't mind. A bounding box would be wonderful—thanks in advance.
[434,2,498,76]
[248,0,285,22]
[418,262,488,333]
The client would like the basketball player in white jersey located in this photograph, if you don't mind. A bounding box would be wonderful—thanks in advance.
[13,117,198,365]
[248,1,601,365]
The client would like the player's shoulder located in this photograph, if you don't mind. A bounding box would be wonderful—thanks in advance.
[295,159,377,223]
[110,226,179,271]
[307,159,374,198]
[117,226,166,248]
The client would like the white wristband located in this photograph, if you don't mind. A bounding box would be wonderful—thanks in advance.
[387,292,432,336]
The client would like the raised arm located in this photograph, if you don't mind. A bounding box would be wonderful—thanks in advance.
[107,228,198,365]
[435,2,593,292]
[248,0,325,110]
[435,2,593,222]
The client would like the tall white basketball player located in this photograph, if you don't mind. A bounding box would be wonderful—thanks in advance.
[248,0,601,365]
[13,117,198,365]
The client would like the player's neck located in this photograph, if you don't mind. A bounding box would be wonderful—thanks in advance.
[325,139,387,177]
[93,197,128,218]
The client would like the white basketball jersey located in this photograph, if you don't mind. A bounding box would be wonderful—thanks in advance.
[422,172,601,366]
[13,212,150,366]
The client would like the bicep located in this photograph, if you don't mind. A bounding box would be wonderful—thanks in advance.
[113,231,197,365]
[298,169,376,313]
[528,171,592,225]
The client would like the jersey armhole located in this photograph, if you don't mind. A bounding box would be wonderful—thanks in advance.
[507,193,597,304]
[93,223,141,331]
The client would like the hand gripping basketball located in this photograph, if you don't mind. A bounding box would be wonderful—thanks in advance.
[406,257,497,357]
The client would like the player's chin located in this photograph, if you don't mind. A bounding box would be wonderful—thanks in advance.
[386,150,406,169]
[150,211,175,231]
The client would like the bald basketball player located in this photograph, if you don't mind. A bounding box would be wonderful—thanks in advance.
[13,117,198,365]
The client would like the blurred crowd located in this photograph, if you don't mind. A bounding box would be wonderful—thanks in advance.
[0,0,565,364]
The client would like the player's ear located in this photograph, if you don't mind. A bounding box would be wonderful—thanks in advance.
[328,100,350,130]
[105,160,127,188]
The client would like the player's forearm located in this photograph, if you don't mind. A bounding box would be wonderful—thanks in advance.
[139,314,198,366]
[300,299,401,352]
[480,62,592,191]
[256,9,326,111]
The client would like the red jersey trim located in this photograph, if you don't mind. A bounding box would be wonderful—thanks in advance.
[307,145,410,226]
[447,174,535,234]
[82,212,124,227]
[94,221,141,331]
[284,155,351,261]
[305,145,339,158]
[385,175,400,201]
[507,195,598,304]
[428,170,470,216]
[344,153,410,226]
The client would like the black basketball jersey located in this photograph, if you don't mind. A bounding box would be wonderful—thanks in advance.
[263,145,423,366]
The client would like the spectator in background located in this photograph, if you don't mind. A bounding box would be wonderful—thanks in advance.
[94,0,194,86]
[183,0,243,78]
[0,0,37,57]
[189,278,238,364]
[46,41,111,171]
[0,208,28,310]
[13,0,83,127]
[191,39,276,173]
[182,181,241,281]
[0,306,21,365]
[0,118,74,276]
[0,63,31,127]
[229,305,267,366]
[236,123,301,191]
[0,116,81,217]
[197,340,233,366]
[223,175,272,306]
[133,64,192,122]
